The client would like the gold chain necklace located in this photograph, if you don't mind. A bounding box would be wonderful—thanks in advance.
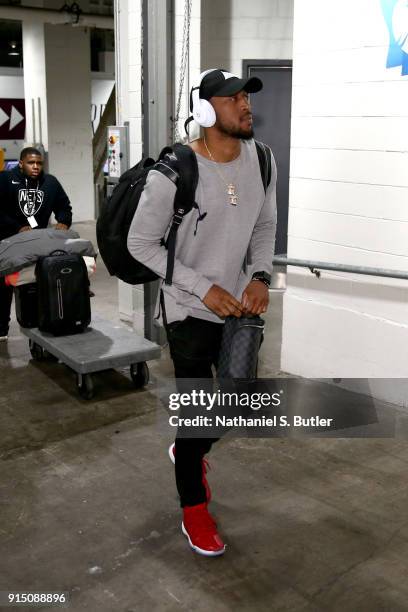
[203,138,241,206]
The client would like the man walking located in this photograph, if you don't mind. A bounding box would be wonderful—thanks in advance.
[128,69,277,556]
[0,147,72,340]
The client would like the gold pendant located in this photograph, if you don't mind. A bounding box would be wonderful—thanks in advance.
[227,184,237,205]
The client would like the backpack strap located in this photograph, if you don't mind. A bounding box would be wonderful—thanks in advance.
[154,147,179,184]
[172,143,199,212]
[161,143,198,286]
[255,140,272,193]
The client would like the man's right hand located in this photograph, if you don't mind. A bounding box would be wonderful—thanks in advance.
[18,226,31,232]
[202,284,244,318]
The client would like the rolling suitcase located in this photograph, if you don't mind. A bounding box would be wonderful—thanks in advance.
[217,315,265,379]
[35,250,91,336]
[14,282,39,328]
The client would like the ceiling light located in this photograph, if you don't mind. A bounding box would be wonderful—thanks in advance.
[8,41,20,56]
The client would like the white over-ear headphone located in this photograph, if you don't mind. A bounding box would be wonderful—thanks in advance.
[190,69,217,128]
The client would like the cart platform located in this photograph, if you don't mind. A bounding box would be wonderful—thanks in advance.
[20,316,161,399]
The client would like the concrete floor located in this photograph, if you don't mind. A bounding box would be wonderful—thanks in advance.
[1,222,408,611]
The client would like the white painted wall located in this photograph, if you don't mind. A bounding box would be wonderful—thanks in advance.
[44,24,94,222]
[282,0,408,397]
[201,0,293,75]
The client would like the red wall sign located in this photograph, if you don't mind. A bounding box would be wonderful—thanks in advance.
[0,99,25,139]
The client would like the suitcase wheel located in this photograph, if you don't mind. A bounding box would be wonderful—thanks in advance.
[29,340,44,361]
[130,362,149,389]
[77,373,94,400]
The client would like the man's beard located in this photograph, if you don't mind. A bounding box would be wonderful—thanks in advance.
[216,119,254,140]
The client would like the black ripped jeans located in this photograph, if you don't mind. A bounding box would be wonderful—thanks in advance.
[166,316,223,507]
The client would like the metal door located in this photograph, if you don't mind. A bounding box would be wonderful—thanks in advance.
[243,60,292,255]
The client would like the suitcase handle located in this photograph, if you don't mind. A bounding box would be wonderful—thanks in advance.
[48,249,68,256]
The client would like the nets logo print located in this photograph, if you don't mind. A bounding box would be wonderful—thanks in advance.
[18,189,44,217]
[381,0,408,76]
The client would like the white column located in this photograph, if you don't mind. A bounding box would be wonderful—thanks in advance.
[22,21,48,149]
[115,0,143,326]
[44,24,94,222]
[115,0,130,126]
[23,21,94,221]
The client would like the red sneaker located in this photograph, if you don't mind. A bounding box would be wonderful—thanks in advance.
[182,503,226,556]
[168,443,212,503]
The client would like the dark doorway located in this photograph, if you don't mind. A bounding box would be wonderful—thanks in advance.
[243,60,292,255]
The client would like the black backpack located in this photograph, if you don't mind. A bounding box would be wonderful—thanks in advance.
[97,143,198,286]
[96,141,271,286]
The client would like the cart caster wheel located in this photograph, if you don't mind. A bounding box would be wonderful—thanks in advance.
[77,373,94,400]
[29,340,44,361]
[130,362,149,388]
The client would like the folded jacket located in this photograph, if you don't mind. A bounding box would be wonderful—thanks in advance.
[0,228,97,277]
[5,256,97,286]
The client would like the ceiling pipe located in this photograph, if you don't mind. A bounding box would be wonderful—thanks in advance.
[0,5,114,29]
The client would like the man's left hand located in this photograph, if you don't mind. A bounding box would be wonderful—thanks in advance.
[241,280,269,315]
[55,223,69,230]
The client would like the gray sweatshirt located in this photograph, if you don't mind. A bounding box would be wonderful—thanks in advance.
[127,138,277,324]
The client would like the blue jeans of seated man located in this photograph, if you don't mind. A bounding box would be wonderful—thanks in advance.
[0,277,13,336]
[165,316,224,507]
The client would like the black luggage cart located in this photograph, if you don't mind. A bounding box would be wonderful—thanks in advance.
[20,315,161,400]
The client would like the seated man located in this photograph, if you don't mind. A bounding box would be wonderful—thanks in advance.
[0,147,72,340]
